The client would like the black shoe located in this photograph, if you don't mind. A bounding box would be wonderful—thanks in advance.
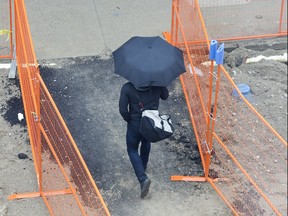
[140,178,151,198]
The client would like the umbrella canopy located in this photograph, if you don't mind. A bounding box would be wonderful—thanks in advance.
[113,36,186,88]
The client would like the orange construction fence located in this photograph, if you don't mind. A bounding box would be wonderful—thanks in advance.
[200,0,287,41]
[5,0,287,215]
[165,0,287,215]
[8,0,110,215]
[0,0,13,59]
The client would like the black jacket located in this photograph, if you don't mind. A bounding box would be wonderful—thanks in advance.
[119,82,169,127]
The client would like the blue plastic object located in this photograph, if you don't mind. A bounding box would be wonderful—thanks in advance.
[232,84,251,98]
[216,43,224,65]
[209,40,218,60]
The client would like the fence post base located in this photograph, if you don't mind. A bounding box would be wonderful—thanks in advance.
[8,188,74,200]
[171,175,228,182]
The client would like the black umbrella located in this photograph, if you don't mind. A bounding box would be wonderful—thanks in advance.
[113,36,186,88]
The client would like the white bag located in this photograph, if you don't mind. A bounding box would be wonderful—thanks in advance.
[139,110,174,142]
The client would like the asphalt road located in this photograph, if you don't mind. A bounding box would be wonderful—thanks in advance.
[39,55,228,216]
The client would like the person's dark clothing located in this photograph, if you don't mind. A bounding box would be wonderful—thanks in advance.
[119,82,169,183]
[126,124,150,183]
[119,82,169,128]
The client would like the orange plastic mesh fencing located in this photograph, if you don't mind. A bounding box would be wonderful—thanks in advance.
[208,66,287,215]
[39,75,109,215]
[170,0,212,170]
[0,0,13,59]
[15,0,41,179]
[170,0,287,215]
[199,0,287,41]
[12,0,110,215]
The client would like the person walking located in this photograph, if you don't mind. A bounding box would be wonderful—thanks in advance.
[119,82,169,198]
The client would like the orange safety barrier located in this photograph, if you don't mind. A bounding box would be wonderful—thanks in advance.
[165,0,287,215]
[180,0,287,43]
[8,0,110,215]
[0,0,13,59]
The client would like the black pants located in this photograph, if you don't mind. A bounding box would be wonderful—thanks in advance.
[126,124,151,183]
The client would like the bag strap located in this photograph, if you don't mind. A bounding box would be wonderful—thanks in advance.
[135,91,145,111]
[160,119,165,130]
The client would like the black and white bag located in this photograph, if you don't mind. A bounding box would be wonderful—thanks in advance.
[139,110,174,142]
[136,91,174,142]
